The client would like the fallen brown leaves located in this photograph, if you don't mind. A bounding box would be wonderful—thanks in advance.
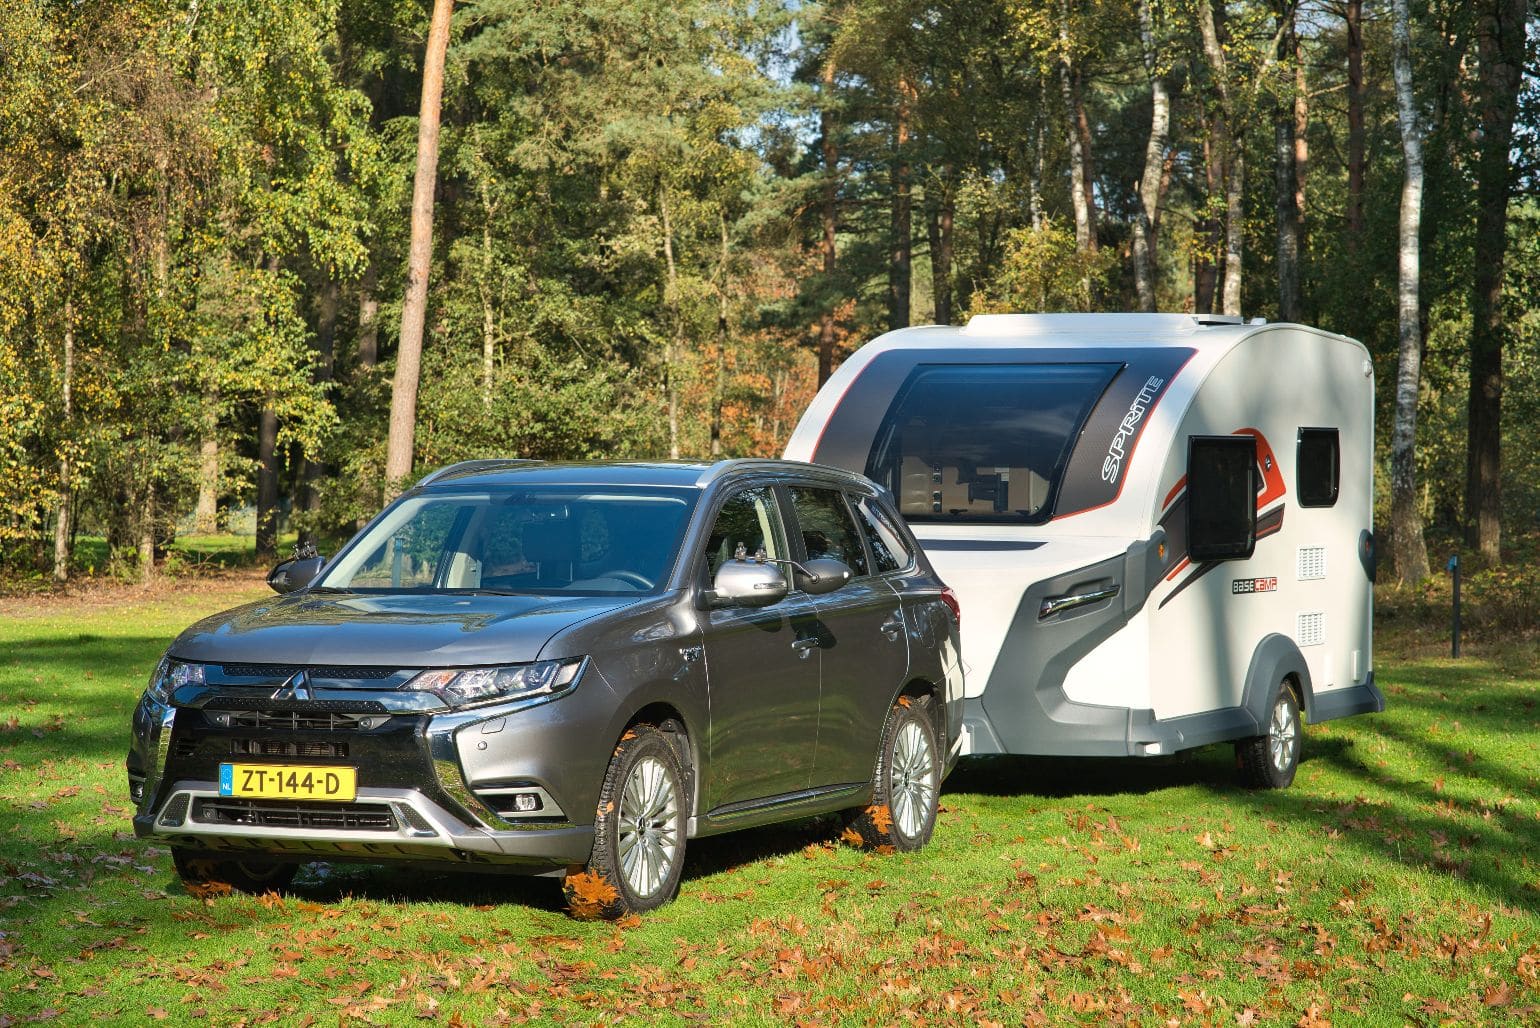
[562,870,619,920]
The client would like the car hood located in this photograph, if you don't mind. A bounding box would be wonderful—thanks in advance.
[169,591,634,668]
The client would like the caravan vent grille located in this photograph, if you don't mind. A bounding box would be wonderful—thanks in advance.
[1297,612,1326,647]
[1297,546,1326,581]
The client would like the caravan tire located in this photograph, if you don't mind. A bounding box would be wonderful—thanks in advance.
[1236,681,1301,789]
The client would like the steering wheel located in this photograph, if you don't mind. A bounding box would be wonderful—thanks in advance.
[602,570,654,590]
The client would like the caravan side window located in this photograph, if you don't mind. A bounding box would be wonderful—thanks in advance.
[1296,428,1339,507]
[1187,436,1257,561]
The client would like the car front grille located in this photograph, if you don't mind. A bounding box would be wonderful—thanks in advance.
[218,708,381,732]
[219,663,404,680]
[192,798,398,832]
[230,738,348,759]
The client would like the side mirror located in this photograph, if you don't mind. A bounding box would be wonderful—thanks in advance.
[268,555,327,594]
[795,558,852,596]
[711,560,788,608]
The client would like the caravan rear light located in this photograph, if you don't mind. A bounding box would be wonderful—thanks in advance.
[940,587,960,629]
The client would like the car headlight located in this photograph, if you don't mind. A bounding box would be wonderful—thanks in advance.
[408,658,586,709]
[145,658,205,705]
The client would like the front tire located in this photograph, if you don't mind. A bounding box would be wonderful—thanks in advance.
[563,724,686,920]
[847,696,939,852]
[172,848,297,895]
[1236,681,1301,788]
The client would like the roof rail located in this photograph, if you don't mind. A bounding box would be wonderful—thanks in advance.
[414,459,540,488]
[694,457,866,488]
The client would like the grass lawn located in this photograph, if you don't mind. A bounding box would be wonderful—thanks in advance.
[2,580,1538,1025]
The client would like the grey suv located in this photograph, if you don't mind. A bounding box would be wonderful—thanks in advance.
[128,459,962,918]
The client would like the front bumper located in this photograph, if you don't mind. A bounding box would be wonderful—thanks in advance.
[128,687,602,872]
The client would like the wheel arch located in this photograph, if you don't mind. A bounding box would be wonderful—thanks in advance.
[617,700,699,817]
[1241,633,1315,730]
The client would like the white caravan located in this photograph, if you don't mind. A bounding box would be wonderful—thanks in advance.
[785,313,1382,786]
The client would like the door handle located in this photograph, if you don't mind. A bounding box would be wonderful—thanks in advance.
[790,637,819,658]
[1039,584,1120,620]
[880,615,904,639]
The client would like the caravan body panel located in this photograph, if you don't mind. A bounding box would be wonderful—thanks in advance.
[786,314,1382,759]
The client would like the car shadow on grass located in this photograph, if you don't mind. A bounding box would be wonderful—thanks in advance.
[167,815,844,915]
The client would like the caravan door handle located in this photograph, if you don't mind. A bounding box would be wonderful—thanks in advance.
[1039,584,1120,620]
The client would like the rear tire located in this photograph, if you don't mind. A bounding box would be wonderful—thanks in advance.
[1236,681,1301,789]
[847,696,939,852]
[563,724,686,920]
[172,848,297,895]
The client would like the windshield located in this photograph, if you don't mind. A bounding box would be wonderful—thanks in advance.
[865,363,1119,524]
[318,486,699,595]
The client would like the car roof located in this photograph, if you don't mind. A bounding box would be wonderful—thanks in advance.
[414,458,876,492]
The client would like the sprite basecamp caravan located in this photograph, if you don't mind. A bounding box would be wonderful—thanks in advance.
[785,313,1382,787]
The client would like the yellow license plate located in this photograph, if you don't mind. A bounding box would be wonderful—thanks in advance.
[218,763,357,802]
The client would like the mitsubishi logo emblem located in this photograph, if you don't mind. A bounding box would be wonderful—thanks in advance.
[274,669,313,702]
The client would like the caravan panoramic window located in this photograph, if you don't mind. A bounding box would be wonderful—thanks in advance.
[864,363,1119,523]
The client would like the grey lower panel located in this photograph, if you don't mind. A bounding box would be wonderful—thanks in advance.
[1309,674,1384,723]
[965,684,1383,759]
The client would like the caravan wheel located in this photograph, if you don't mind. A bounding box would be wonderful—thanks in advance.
[1236,682,1301,789]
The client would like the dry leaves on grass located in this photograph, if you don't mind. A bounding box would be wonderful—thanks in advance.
[563,870,620,920]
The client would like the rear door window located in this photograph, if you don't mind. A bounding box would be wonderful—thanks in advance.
[787,487,869,577]
[851,495,910,573]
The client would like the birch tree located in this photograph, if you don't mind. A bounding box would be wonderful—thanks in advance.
[1388,0,1428,583]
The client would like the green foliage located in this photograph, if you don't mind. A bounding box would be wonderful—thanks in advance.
[968,221,1119,314]
[1,0,1538,577]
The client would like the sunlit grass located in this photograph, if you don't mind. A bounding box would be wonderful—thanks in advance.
[1,583,1537,1024]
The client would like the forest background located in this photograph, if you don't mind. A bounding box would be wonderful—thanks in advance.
[0,0,1536,588]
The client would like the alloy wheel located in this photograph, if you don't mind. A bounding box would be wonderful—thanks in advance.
[890,719,936,840]
[1269,696,1298,773]
[617,755,680,899]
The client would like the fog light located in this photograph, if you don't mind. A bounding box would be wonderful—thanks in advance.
[513,793,540,812]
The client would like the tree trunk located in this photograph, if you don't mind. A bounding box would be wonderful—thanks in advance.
[1465,0,1526,561]
[1058,2,1095,256]
[300,276,339,539]
[927,172,956,325]
[1029,86,1046,231]
[817,60,839,386]
[194,393,219,534]
[474,128,498,412]
[1293,31,1308,271]
[1194,127,1221,314]
[52,297,74,583]
[888,78,913,331]
[1131,0,1169,313]
[138,484,155,584]
[357,262,379,369]
[712,212,730,457]
[658,185,682,460]
[1389,0,1429,583]
[384,0,454,499]
[1221,150,1245,316]
[1199,0,1242,316]
[1345,0,1365,251]
[256,401,279,561]
[1272,5,1302,322]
